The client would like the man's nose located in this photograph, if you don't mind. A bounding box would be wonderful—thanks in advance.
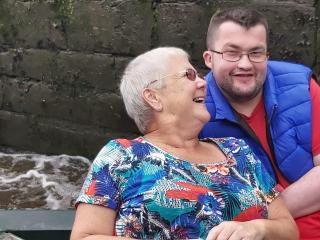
[237,54,253,69]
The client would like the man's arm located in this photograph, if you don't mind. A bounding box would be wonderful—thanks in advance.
[281,79,320,218]
[281,155,320,218]
[314,153,320,166]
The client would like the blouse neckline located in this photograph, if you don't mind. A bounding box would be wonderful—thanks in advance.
[137,136,236,167]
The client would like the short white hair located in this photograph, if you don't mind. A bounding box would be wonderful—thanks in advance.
[120,47,189,133]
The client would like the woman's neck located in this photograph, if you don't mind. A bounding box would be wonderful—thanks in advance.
[144,128,200,150]
[144,129,226,165]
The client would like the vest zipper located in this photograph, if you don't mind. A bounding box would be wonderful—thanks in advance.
[265,104,287,183]
[266,104,278,159]
[267,104,278,126]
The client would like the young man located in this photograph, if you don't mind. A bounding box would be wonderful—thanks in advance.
[200,7,320,239]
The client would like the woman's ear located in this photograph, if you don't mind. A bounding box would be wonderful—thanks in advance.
[142,88,163,112]
[203,51,213,69]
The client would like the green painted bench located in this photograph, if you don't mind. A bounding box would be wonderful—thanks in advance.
[0,209,75,240]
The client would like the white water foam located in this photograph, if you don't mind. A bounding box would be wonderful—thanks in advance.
[0,151,91,210]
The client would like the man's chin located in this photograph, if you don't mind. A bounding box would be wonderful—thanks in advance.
[228,88,262,103]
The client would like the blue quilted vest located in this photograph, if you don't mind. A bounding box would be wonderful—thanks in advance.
[200,60,313,182]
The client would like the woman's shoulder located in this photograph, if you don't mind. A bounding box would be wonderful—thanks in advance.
[109,137,144,147]
[100,137,144,152]
[92,137,144,167]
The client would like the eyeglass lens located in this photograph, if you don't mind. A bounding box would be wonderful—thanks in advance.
[185,69,203,81]
[224,51,267,62]
[185,69,196,81]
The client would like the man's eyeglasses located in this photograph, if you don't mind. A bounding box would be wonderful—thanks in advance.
[146,68,203,87]
[209,49,269,63]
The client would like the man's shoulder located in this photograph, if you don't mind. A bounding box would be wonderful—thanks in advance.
[204,71,216,100]
[267,60,312,74]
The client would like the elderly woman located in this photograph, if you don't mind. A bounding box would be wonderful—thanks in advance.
[70,47,297,240]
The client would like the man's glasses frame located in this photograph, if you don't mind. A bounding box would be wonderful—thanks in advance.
[209,49,269,63]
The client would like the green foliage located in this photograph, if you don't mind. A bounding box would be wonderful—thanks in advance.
[53,0,74,23]
[52,0,74,33]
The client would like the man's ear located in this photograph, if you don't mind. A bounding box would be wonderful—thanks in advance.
[203,51,213,69]
[142,88,163,112]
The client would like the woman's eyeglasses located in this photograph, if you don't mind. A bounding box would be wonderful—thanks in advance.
[146,68,204,87]
[178,68,204,81]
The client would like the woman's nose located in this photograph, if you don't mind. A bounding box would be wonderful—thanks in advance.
[196,75,207,88]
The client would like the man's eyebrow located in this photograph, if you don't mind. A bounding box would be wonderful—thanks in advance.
[222,44,266,51]
[222,44,241,50]
[249,46,267,51]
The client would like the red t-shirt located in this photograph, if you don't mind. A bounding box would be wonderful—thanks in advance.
[241,78,320,240]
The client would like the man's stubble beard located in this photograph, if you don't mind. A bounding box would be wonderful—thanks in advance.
[218,76,264,103]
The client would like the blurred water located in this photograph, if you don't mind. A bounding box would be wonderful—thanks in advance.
[0,148,91,210]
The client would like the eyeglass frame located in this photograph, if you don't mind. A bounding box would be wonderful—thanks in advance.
[145,68,204,88]
[209,49,269,63]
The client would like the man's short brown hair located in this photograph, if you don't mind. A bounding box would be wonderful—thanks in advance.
[206,7,268,49]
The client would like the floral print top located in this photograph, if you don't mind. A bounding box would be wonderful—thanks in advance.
[76,137,279,239]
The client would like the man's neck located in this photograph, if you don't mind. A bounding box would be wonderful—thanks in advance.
[228,92,263,117]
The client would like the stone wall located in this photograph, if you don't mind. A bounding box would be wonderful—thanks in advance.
[0,0,319,158]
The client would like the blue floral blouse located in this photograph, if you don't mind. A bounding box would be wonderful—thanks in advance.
[76,137,279,239]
